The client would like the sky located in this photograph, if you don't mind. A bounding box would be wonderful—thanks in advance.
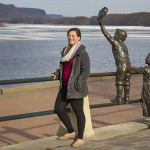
[0,0,150,17]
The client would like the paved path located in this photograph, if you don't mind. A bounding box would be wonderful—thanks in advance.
[54,127,150,150]
[0,74,148,149]
[0,119,150,150]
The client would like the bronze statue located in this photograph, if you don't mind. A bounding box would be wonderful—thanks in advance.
[97,7,131,105]
[132,53,150,117]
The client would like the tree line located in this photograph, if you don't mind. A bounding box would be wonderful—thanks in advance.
[1,12,150,26]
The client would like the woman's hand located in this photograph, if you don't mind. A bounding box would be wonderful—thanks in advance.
[49,74,56,80]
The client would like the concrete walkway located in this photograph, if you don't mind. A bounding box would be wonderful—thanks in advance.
[0,119,149,150]
[0,74,149,149]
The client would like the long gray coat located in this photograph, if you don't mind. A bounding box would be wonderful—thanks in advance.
[53,44,90,99]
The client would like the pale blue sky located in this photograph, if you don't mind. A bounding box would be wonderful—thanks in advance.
[1,0,150,17]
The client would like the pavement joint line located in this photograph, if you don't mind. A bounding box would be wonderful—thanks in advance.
[0,119,149,150]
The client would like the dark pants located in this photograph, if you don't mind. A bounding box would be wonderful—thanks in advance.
[54,86,85,139]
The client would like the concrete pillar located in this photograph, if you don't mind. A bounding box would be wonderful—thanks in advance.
[56,95,95,137]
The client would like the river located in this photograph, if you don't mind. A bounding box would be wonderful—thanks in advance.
[0,24,150,88]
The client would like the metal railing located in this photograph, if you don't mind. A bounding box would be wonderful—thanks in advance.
[0,109,70,122]
[0,99,141,122]
[0,72,116,85]
[0,72,141,122]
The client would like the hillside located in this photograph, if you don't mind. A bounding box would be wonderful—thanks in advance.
[0,3,150,26]
[17,8,47,18]
[0,3,48,19]
[0,3,24,19]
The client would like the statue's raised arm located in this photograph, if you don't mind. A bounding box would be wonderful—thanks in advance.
[97,7,115,45]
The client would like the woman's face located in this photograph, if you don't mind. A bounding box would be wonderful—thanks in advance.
[67,31,80,46]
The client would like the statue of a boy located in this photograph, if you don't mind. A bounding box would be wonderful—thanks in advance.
[97,7,131,105]
[132,53,150,117]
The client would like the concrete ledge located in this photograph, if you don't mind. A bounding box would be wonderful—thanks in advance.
[1,81,60,95]
[92,120,148,140]
[0,119,149,150]
[87,76,115,82]
[0,76,115,95]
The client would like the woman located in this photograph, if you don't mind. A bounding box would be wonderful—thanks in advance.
[49,28,90,148]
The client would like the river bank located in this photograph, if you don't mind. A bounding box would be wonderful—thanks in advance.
[0,23,5,27]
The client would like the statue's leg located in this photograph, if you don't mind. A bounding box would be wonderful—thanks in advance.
[111,70,125,105]
[123,71,131,104]
[115,81,124,104]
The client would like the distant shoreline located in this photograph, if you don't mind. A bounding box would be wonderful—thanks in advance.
[1,13,150,26]
[0,23,5,27]
[0,2,150,26]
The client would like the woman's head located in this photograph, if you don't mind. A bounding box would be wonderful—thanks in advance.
[67,28,81,46]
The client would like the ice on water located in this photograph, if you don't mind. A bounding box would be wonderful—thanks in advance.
[1,24,150,40]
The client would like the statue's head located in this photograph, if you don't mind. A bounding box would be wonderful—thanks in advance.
[114,29,127,41]
[145,53,150,65]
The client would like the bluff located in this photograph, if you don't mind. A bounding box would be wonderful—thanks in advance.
[0,3,24,19]
[17,8,47,18]
[0,3,48,19]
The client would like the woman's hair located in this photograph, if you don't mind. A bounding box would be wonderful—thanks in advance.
[67,28,81,40]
